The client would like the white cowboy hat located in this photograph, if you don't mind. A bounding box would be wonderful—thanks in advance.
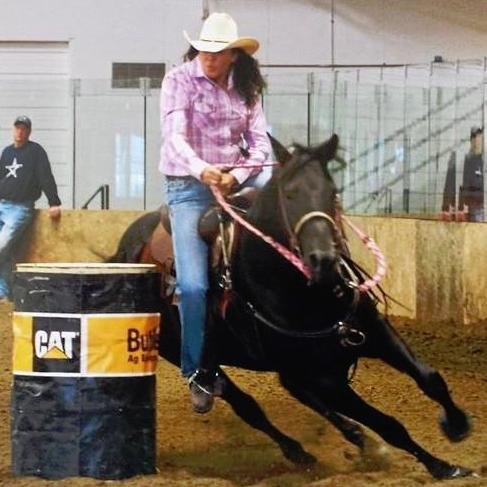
[183,12,259,55]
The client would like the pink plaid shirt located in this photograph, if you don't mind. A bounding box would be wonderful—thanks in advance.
[159,57,270,184]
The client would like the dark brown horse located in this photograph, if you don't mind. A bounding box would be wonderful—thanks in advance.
[109,134,473,480]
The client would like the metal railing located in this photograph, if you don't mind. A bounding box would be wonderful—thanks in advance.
[1,59,486,216]
[81,184,110,209]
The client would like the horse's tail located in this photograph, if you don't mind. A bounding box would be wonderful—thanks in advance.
[89,211,163,264]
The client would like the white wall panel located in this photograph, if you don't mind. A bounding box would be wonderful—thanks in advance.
[0,1,486,76]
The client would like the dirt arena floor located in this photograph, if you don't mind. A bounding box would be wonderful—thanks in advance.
[0,301,486,487]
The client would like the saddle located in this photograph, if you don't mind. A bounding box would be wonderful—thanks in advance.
[146,188,259,302]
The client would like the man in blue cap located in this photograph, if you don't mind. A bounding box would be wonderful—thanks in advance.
[0,116,62,300]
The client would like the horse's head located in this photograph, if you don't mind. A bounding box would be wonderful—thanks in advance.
[270,134,342,286]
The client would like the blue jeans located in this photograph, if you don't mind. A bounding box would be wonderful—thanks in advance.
[0,200,34,298]
[164,170,270,377]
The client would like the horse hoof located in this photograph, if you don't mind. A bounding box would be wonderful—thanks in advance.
[446,466,474,479]
[439,411,472,442]
[430,461,474,480]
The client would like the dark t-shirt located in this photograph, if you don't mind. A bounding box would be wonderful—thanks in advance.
[0,141,61,207]
[463,152,483,191]
[462,152,484,210]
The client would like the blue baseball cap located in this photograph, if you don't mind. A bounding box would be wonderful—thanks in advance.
[14,116,32,129]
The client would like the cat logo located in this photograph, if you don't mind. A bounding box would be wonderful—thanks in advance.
[34,330,80,360]
[32,316,81,374]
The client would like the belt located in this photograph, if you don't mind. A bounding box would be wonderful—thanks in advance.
[165,175,196,181]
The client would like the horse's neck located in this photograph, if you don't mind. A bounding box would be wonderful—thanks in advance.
[234,251,345,331]
[234,233,342,330]
[233,183,348,328]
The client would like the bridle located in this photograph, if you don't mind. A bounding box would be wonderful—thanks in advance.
[294,211,338,237]
[214,172,364,344]
[209,157,385,344]
[276,172,340,258]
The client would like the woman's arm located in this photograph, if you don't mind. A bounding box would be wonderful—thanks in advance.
[160,72,211,179]
[230,100,271,184]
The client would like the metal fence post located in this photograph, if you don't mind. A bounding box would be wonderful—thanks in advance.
[307,72,314,146]
[483,57,487,218]
[402,66,410,213]
[71,78,81,209]
[351,69,360,209]
[331,69,338,133]
[426,61,434,213]
[139,77,151,210]
[374,67,384,213]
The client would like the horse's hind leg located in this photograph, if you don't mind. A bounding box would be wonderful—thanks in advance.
[369,317,471,442]
[216,368,316,466]
[279,373,368,451]
[283,376,472,480]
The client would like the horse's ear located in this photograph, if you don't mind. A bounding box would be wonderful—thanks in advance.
[267,132,292,165]
[315,134,339,165]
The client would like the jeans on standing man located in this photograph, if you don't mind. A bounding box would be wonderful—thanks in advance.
[0,200,34,298]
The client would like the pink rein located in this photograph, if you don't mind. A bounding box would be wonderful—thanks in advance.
[340,216,387,292]
[210,186,387,293]
[211,186,312,279]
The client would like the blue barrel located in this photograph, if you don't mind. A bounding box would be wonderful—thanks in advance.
[10,263,161,479]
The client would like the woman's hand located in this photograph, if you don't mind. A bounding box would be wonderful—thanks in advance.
[201,167,237,195]
[217,173,237,196]
[201,166,223,186]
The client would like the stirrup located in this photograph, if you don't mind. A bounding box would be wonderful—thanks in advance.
[188,370,214,395]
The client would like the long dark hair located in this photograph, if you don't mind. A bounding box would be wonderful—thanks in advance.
[183,46,266,107]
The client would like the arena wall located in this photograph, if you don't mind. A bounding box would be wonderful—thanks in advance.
[23,210,487,327]
[347,216,487,327]
[23,210,142,264]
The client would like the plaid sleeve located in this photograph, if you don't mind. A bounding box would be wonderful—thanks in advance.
[230,100,271,184]
[160,71,210,179]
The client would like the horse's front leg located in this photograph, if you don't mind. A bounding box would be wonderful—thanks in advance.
[282,375,473,480]
[365,314,471,443]
[216,368,316,466]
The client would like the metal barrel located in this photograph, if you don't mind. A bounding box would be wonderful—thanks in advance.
[10,263,161,479]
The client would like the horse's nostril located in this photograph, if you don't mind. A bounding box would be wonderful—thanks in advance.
[309,252,321,269]
[309,250,335,271]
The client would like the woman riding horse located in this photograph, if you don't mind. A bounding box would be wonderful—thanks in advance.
[113,133,474,480]
[159,12,270,413]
